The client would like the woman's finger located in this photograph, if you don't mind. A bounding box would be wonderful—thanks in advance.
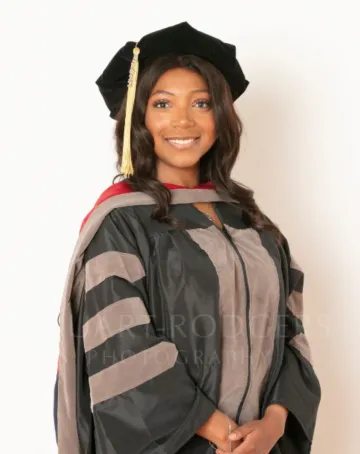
[228,422,256,441]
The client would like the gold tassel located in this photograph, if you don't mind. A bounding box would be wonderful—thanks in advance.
[121,44,140,177]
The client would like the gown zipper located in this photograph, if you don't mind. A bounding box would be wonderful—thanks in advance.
[191,203,252,425]
[219,224,252,425]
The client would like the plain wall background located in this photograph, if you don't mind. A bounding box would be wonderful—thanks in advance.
[1,1,359,453]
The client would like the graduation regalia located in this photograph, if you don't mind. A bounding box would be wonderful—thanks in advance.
[54,21,321,454]
[54,180,321,454]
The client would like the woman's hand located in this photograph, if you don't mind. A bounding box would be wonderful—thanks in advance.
[215,405,288,454]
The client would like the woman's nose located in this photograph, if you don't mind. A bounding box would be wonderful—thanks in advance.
[171,108,196,128]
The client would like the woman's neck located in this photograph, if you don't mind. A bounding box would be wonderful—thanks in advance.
[156,166,200,189]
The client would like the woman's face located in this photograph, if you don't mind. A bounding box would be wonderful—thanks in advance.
[145,68,216,176]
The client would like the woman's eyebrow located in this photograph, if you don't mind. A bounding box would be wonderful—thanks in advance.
[150,89,210,96]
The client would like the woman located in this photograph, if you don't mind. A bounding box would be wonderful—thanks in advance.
[54,22,321,454]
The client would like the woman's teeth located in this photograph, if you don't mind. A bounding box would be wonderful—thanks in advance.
[166,138,199,149]
[168,139,195,144]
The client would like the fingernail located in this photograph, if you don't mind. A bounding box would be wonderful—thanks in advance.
[229,433,237,440]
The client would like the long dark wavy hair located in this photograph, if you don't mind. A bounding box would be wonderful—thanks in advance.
[113,54,283,244]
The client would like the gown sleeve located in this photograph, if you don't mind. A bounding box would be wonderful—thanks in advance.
[267,237,321,453]
[54,209,217,454]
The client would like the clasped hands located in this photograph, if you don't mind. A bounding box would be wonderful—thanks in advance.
[216,404,288,454]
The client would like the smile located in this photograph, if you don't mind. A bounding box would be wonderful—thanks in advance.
[165,137,200,149]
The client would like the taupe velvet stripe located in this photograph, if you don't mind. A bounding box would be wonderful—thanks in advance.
[289,332,313,366]
[85,250,145,292]
[224,225,280,424]
[57,188,231,454]
[187,225,249,422]
[89,341,177,407]
[83,297,150,353]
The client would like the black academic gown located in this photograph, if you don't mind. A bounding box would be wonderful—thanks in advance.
[54,182,321,454]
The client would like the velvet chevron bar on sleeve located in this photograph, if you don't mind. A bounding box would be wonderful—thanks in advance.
[267,241,321,453]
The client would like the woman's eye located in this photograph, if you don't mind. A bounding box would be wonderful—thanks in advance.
[153,100,169,108]
[152,99,212,109]
[194,99,212,108]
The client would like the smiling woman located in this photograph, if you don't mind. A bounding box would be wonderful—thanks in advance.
[112,51,266,232]
[54,21,321,454]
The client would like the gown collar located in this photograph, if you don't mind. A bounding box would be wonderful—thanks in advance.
[161,181,215,190]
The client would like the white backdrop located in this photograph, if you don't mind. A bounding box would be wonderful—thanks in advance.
[1,1,359,453]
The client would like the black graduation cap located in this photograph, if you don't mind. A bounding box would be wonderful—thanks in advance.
[95,21,249,176]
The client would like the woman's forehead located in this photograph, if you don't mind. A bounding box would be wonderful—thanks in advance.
[152,68,209,93]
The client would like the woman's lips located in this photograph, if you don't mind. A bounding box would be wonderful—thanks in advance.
[165,137,200,150]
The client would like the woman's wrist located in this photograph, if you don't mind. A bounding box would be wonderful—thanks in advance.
[262,404,288,437]
[210,415,238,451]
[198,409,237,450]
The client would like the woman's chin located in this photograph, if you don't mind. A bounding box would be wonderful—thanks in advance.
[155,150,209,170]
[167,157,203,170]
